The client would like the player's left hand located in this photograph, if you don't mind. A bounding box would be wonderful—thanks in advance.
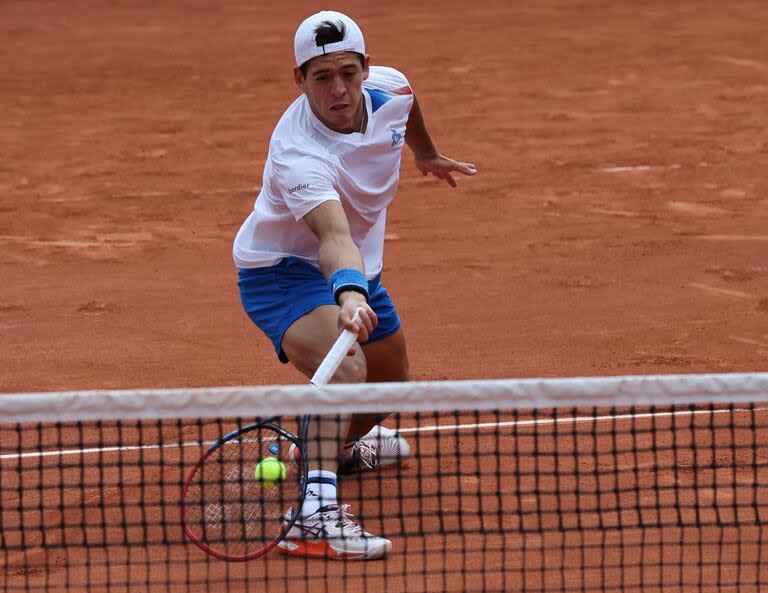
[414,154,477,188]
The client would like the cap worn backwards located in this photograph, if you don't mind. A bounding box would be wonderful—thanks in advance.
[294,10,366,68]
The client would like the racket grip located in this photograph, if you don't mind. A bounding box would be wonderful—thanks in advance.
[310,308,363,386]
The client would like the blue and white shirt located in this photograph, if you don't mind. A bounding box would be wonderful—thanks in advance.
[233,66,414,279]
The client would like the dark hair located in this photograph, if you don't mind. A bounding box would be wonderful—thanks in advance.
[315,19,346,46]
[299,20,364,76]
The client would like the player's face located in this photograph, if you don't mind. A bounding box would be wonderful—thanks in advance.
[294,52,370,134]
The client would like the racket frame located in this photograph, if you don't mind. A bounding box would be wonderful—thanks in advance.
[180,418,308,562]
[180,307,363,561]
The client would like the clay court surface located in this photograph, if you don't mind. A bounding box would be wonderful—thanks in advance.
[1,0,767,591]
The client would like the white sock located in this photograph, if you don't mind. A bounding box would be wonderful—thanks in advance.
[300,470,337,517]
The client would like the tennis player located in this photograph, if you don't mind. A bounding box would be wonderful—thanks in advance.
[233,10,476,559]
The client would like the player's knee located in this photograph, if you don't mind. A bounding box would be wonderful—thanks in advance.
[285,337,367,383]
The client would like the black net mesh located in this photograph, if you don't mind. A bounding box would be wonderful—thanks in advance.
[1,403,767,592]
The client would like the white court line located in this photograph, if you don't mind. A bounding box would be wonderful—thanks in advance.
[598,165,652,173]
[397,405,767,434]
[0,435,271,461]
[597,164,682,173]
[1,406,765,461]
[0,440,212,461]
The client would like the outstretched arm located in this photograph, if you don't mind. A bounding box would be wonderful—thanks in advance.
[303,200,376,341]
[405,95,477,187]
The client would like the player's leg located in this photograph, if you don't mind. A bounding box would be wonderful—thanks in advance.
[363,328,410,382]
[281,304,366,483]
[340,273,412,472]
[238,260,364,511]
[346,329,409,439]
[281,304,365,510]
[282,303,368,384]
[280,305,391,558]
[281,271,408,450]
[237,259,391,558]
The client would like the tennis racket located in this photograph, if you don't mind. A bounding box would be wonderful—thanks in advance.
[180,309,364,561]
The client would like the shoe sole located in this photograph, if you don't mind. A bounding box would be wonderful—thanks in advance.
[276,537,390,560]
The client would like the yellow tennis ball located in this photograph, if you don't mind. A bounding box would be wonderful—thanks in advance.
[254,457,286,487]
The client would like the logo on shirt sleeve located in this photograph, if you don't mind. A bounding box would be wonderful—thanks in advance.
[390,129,403,146]
[288,183,310,194]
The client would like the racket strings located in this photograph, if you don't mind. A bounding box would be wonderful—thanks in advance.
[183,425,302,558]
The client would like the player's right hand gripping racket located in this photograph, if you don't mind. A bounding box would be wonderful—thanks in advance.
[180,309,363,561]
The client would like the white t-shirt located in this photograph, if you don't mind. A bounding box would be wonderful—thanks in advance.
[233,66,414,279]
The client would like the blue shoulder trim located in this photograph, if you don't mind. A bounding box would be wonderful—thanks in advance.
[365,88,392,114]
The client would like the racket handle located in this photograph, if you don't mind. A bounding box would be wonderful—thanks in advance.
[310,308,363,386]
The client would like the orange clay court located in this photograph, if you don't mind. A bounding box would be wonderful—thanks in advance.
[1,1,767,592]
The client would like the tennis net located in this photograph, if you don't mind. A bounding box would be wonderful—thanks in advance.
[1,372,768,592]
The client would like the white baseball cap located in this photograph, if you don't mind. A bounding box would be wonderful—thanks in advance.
[294,10,365,68]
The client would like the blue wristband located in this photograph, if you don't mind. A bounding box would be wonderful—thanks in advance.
[328,268,369,304]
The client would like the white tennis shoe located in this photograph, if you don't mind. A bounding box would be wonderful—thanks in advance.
[288,425,411,474]
[276,504,391,560]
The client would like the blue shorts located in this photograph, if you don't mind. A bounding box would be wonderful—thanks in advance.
[237,257,401,364]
